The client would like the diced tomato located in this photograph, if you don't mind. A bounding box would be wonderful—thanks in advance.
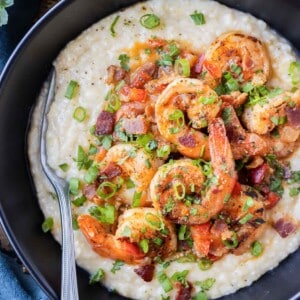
[232,182,242,196]
[265,191,281,209]
[147,38,166,48]
[203,60,222,78]
[190,223,211,257]
[120,85,147,102]
[248,163,268,185]
[119,239,145,258]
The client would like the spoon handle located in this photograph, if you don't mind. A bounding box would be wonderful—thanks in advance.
[54,182,79,300]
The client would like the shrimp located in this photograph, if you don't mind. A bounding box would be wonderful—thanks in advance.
[78,208,177,264]
[203,31,270,86]
[222,104,268,159]
[155,77,221,159]
[150,118,237,224]
[99,144,163,206]
[191,184,266,258]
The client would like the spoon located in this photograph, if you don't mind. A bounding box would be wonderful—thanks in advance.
[39,70,79,300]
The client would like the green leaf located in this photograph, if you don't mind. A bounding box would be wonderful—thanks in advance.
[190,11,206,25]
[0,7,8,26]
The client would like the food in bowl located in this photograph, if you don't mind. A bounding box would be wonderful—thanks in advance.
[28,0,300,299]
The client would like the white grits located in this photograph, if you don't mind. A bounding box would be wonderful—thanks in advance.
[28,0,300,299]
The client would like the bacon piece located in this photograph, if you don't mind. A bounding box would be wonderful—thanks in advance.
[122,115,149,135]
[96,111,115,135]
[83,183,98,201]
[178,135,197,148]
[193,54,205,74]
[286,106,300,129]
[130,62,156,88]
[175,282,193,300]
[273,218,297,238]
[99,162,122,181]
[134,265,155,282]
[248,163,268,185]
[106,65,127,85]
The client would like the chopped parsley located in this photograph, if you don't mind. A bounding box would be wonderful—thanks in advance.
[190,11,206,25]
[89,268,105,284]
[118,53,130,71]
[111,259,124,273]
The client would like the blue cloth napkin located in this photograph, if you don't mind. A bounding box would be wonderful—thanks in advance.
[0,251,49,300]
[0,1,49,299]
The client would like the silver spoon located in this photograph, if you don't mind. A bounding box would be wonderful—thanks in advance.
[39,70,79,300]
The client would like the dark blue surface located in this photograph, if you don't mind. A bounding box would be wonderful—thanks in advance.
[0,1,48,299]
[0,0,40,71]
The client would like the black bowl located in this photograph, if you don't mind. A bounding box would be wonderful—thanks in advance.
[0,0,299,299]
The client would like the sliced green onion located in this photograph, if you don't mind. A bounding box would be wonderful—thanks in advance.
[145,212,163,230]
[242,197,254,212]
[190,10,206,25]
[145,158,152,169]
[84,165,99,184]
[178,225,187,241]
[89,204,116,224]
[42,217,53,233]
[251,240,263,257]
[115,79,126,92]
[72,195,87,207]
[288,61,300,85]
[157,271,173,293]
[192,291,207,300]
[65,80,79,99]
[106,93,121,113]
[195,278,216,291]
[69,178,80,195]
[89,268,105,284]
[118,54,130,71]
[88,144,98,155]
[173,182,186,200]
[157,145,171,158]
[199,94,217,105]
[59,163,69,172]
[145,140,158,152]
[72,215,79,230]
[168,109,185,133]
[140,13,160,29]
[110,15,120,37]
[73,106,87,122]
[97,181,117,199]
[139,239,149,253]
[270,116,287,126]
[132,191,142,207]
[125,178,135,189]
[222,231,238,249]
[171,270,189,287]
[176,253,197,263]
[198,258,213,270]
[175,58,190,77]
[239,213,253,225]
[153,237,163,246]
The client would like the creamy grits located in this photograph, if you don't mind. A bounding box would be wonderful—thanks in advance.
[28,0,300,299]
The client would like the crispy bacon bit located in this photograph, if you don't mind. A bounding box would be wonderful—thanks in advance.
[273,218,297,238]
[175,282,193,300]
[134,264,155,282]
[99,162,122,181]
[96,111,115,135]
[193,54,205,74]
[106,65,127,85]
[248,163,268,185]
[122,115,149,135]
[130,62,156,88]
[83,183,98,201]
[286,106,300,129]
[178,135,197,148]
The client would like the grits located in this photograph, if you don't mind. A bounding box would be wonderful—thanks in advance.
[28,0,300,299]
